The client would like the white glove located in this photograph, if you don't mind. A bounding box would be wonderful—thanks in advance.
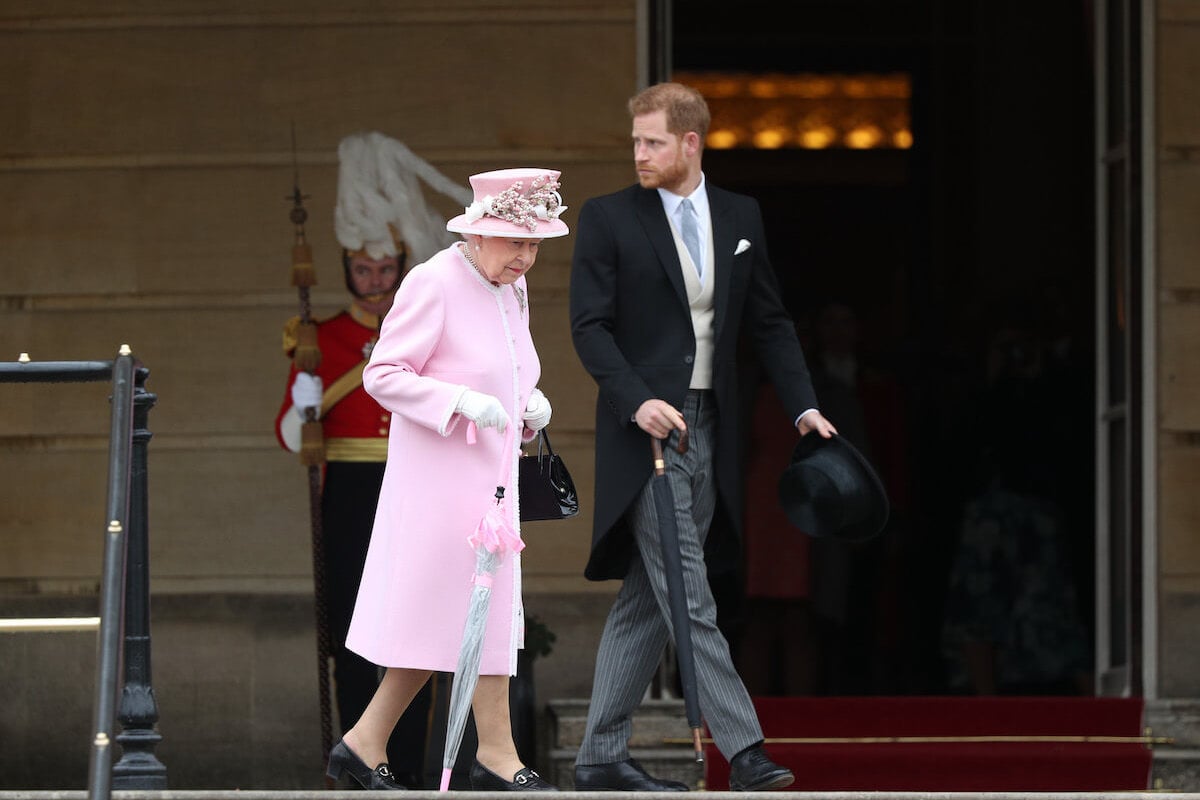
[523,388,552,432]
[456,389,510,433]
[291,372,323,414]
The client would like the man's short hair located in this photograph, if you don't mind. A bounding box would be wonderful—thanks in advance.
[628,82,711,142]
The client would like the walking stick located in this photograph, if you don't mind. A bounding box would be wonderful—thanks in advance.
[285,126,335,786]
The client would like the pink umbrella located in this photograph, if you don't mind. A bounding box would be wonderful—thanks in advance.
[439,423,524,791]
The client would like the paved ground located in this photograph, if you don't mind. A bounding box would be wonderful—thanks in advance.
[0,792,1193,800]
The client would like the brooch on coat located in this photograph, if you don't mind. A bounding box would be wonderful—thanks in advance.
[513,285,527,317]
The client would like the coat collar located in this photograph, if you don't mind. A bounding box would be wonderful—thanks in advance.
[635,187,688,308]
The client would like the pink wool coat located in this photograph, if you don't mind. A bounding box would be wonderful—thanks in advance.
[345,243,540,676]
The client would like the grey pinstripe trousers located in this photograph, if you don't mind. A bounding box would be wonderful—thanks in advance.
[576,390,763,765]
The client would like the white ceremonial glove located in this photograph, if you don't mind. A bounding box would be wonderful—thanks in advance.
[523,388,552,432]
[291,372,323,415]
[457,389,510,433]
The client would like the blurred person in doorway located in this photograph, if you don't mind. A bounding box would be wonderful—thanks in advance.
[942,323,1091,696]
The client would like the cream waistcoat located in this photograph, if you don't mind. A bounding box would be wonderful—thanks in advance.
[668,218,716,389]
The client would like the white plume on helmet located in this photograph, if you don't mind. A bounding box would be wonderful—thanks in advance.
[334,132,473,263]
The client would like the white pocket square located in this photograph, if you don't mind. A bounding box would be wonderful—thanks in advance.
[734,239,752,255]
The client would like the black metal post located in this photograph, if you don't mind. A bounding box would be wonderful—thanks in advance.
[87,352,135,800]
[112,367,167,788]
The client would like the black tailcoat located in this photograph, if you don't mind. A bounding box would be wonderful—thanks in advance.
[569,181,819,580]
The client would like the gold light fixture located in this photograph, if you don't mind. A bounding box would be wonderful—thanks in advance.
[677,72,913,151]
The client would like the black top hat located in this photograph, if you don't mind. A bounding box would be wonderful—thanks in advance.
[777,433,890,541]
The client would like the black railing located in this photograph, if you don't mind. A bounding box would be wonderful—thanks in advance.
[0,348,166,798]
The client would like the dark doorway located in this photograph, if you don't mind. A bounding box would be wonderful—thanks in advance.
[677,0,1097,696]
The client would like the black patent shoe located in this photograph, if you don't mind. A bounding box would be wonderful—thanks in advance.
[470,760,558,791]
[327,739,407,790]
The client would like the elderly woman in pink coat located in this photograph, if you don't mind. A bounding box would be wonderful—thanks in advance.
[327,168,568,791]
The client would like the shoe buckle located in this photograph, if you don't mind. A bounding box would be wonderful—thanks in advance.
[517,774,528,785]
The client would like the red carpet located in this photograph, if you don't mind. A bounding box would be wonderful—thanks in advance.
[703,697,1152,791]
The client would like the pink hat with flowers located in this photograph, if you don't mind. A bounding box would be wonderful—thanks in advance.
[445,168,569,239]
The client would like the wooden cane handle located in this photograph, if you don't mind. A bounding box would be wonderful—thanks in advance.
[650,426,689,475]
[650,436,666,476]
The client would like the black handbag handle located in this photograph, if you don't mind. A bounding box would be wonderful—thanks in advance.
[536,428,557,459]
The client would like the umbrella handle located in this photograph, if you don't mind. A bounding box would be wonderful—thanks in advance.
[650,437,665,475]
[649,429,689,475]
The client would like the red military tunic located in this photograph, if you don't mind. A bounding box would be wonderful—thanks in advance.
[275,305,390,461]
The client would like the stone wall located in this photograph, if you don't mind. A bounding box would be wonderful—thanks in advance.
[1156,0,1200,698]
[0,0,638,597]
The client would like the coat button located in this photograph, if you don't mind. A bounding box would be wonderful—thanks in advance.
[684,355,694,364]
[378,427,388,436]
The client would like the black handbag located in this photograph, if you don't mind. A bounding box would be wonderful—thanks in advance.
[518,429,579,521]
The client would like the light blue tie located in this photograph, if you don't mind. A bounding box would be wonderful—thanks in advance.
[679,198,703,279]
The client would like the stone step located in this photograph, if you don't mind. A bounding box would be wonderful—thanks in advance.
[0,791,1192,799]
[547,697,706,789]
[549,698,697,749]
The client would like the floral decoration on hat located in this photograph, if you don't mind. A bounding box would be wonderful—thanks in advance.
[464,175,567,233]
[446,168,570,239]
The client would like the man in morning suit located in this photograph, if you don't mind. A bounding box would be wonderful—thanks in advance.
[569,82,837,791]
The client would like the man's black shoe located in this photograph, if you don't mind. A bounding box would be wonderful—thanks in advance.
[574,758,690,791]
[728,744,794,791]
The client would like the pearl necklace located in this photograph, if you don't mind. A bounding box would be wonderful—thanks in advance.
[461,242,498,286]
[460,242,525,315]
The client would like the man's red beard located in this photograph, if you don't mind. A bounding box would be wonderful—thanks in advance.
[636,154,688,192]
